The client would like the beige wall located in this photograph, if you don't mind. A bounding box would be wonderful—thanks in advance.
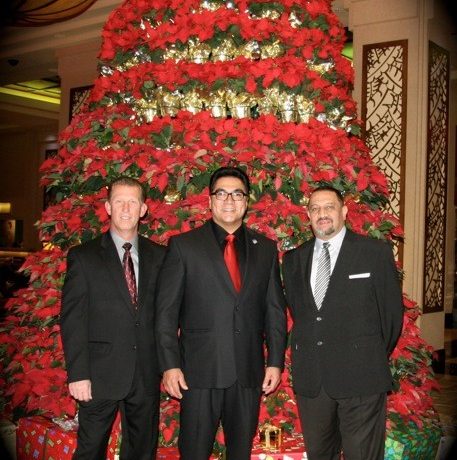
[57,40,100,132]
[0,125,57,250]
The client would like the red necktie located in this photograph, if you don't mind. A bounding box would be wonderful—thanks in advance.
[224,234,241,292]
[122,242,138,307]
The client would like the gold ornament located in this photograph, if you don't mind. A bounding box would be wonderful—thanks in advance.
[339,115,353,130]
[163,43,188,61]
[134,98,159,123]
[238,40,261,60]
[188,37,211,63]
[181,89,204,114]
[308,60,334,74]
[289,10,303,28]
[327,106,343,124]
[278,92,297,122]
[122,55,140,70]
[199,0,225,11]
[158,89,182,117]
[261,40,284,59]
[227,92,255,119]
[258,87,280,116]
[296,95,314,123]
[202,89,228,118]
[259,7,281,20]
[211,38,237,62]
[164,189,180,204]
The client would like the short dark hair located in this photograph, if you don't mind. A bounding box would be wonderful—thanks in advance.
[209,166,250,193]
[309,186,344,206]
[107,176,146,202]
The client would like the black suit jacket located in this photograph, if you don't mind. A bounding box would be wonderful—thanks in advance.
[155,221,287,389]
[60,232,166,399]
[282,229,403,398]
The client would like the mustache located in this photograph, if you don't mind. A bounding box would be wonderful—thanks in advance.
[317,217,332,223]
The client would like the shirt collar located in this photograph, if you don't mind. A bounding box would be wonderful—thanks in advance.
[210,219,244,246]
[110,230,139,253]
[315,226,346,250]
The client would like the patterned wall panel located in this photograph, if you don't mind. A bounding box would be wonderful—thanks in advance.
[361,40,408,262]
[423,42,449,314]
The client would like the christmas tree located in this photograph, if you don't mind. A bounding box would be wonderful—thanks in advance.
[0,0,441,455]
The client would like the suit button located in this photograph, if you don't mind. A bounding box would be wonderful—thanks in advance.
[135,321,140,327]
[316,316,322,321]
[235,329,240,333]
[317,341,323,346]
[235,306,239,311]
[133,345,137,350]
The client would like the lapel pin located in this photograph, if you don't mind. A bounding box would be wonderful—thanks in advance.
[252,239,258,244]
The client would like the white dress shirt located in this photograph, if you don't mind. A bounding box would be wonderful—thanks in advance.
[310,226,346,296]
[111,230,139,287]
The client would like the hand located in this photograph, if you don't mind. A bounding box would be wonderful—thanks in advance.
[68,379,92,402]
[162,368,188,399]
[262,367,281,395]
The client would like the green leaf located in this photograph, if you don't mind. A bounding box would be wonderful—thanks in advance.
[152,125,173,149]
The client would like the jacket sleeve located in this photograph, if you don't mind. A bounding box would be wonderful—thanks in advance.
[60,248,91,383]
[154,237,185,372]
[375,241,404,356]
[264,248,287,369]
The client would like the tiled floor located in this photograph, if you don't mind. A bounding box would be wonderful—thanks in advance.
[433,327,457,459]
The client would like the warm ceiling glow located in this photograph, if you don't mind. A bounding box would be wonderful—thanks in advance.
[6,0,97,27]
[0,203,12,213]
[0,87,60,104]
[0,79,61,104]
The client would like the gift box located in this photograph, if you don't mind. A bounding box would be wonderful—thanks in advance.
[16,416,54,460]
[45,424,77,459]
[157,447,180,459]
[259,423,282,450]
[16,413,121,460]
[384,417,442,460]
[251,432,307,459]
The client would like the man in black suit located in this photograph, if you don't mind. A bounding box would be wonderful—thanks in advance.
[155,166,287,460]
[60,176,166,460]
[282,186,404,460]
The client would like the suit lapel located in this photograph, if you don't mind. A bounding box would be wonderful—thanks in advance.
[137,236,150,309]
[237,227,258,301]
[299,240,315,308]
[100,232,136,316]
[327,230,357,292]
[321,230,359,308]
[199,222,237,295]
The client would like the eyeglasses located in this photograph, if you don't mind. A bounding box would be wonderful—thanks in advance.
[210,189,248,201]
[308,204,337,215]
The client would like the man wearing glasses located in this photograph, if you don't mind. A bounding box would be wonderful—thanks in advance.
[155,166,287,460]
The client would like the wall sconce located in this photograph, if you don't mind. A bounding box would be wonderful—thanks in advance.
[0,203,12,213]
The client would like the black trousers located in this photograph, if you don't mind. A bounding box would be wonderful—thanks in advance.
[296,387,387,460]
[74,367,160,460]
[178,381,262,460]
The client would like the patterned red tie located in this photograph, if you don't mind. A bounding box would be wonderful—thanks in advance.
[224,234,242,292]
[122,242,138,307]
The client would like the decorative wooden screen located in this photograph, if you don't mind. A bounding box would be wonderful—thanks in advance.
[423,42,449,314]
[69,85,94,121]
[361,40,408,262]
